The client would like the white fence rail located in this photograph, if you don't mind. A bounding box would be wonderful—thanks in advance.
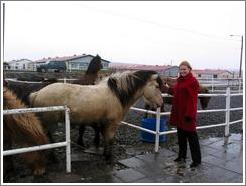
[57,77,243,93]
[5,77,243,93]
[121,87,243,152]
[197,77,243,93]
[2,106,71,173]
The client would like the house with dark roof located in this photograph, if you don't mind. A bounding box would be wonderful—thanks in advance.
[35,54,111,71]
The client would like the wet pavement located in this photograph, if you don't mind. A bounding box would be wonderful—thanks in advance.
[114,133,243,183]
[49,134,244,183]
[5,133,243,183]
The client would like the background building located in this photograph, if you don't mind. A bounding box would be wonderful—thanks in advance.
[35,54,110,71]
[109,63,179,77]
[192,69,234,79]
[4,59,34,71]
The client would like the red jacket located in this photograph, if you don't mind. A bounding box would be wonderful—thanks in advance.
[168,73,199,132]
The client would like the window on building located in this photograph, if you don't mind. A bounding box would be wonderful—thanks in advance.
[213,74,217,78]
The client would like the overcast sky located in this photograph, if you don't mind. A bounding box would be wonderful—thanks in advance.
[2,1,245,70]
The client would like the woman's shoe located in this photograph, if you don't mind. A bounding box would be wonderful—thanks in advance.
[190,162,201,168]
[174,157,186,163]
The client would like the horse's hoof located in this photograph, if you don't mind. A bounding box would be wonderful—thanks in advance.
[104,153,113,164]
[77,140,85,147]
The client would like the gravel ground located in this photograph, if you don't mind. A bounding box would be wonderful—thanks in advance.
[3,71,243,183]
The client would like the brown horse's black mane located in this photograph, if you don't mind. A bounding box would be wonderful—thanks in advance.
[72,55,102,85]
[108,70,162,107]
[86,55,102,75]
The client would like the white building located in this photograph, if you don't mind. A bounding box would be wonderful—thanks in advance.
[5,59,34,71]
[192,69,234,79]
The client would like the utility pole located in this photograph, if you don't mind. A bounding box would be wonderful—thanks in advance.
[3,3,5,62]
[239,35,243,78]
[230,35,244,78]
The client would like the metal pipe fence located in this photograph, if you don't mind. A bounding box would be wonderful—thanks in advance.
[121,87,243,152]
[197,77,243,93]
[2,106,71,173]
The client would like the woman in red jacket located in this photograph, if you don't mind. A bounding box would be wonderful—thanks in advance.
[168,61,201,168]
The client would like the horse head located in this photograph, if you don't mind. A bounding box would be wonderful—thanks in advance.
[143,74,163,109]
[86,55,103,75]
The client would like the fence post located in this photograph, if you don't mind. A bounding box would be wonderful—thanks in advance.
[224,87,231,146]
[65,105,71,173]
[155,107,161,153]
[64,78,67,83]
[211,76,214,92]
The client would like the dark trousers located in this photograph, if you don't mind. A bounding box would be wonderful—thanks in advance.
[177,128,201,163]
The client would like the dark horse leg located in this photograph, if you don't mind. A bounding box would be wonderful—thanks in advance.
[77,124,101,148]
[93,124,101,148]
[46,130,59,164]
[77,125,86,147]
[101,123,117,163]
[3,132,15,179]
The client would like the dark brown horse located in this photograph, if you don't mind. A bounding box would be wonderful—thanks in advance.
[72,54,103,85]
[3,85,48,176]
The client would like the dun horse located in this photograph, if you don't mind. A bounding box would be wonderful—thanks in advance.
[29,70,163,161]
[3,85,48,176]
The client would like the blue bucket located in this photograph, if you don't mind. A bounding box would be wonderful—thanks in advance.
[140,117,167,143]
